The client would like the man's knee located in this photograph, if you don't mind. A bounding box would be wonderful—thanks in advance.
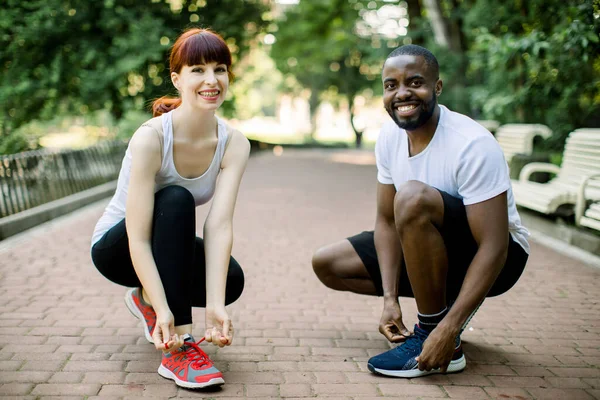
[312,245,351,291]
[312,246,334,283]
[394,181,442,230]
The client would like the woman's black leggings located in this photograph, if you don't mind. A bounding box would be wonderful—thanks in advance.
[91,185,245,326]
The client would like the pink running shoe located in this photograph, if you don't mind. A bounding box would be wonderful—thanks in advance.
[158,334,224,389]
[124,287,156,343]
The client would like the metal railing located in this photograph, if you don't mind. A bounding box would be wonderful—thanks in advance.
[0,141,127,218]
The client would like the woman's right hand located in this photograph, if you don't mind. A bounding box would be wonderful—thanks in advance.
[152,309,184,352]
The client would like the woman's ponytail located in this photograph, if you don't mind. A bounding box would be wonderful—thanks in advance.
[152,96,182,117]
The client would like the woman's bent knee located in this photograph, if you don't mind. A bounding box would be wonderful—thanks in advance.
[225,261,245,305]
[155,185,195,209]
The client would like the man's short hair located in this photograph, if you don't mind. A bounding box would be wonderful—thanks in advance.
[386,45,439,79]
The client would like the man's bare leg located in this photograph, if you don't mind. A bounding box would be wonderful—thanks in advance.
[394,181,448,315]
[312,240,378,295]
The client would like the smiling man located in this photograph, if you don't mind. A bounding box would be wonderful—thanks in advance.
[311,45,530,378]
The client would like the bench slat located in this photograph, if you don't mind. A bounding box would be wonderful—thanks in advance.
[513,129,600,222]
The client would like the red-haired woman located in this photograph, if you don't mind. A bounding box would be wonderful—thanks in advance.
[90,28,249,389]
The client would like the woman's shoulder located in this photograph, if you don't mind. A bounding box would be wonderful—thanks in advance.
[218,118,239,136]
[139,115,164,135]
[130,116,164,155]
[220,121,249,147]
[219,121,250,166]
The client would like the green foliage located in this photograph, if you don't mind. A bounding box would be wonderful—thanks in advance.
[465,0,599,150]
[423,42,471,115]
[270,0,599,151]
[113,110,150,140]
[0,131,36,154]
[3,0,598,156]
[229,46,284,120]
[270,0,401,137]
[0,0,270,141]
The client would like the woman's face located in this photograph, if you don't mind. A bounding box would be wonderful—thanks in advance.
[171,62,229,111]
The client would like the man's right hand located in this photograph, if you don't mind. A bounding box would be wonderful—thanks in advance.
[379,298,411,342]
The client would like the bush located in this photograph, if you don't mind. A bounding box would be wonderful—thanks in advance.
[0,131,38,155]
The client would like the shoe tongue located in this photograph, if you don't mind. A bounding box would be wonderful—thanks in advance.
[174,334,196,353]
[182,333,195,343]
[414,324,429,336]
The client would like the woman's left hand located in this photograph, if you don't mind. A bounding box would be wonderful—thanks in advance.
[205,305,233,347]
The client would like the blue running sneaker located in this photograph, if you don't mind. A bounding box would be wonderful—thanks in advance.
[367,324,466,378]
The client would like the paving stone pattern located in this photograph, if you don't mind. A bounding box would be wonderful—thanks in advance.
[0,149,599,399]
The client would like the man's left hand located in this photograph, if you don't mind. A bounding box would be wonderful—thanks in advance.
[415,326,457,372]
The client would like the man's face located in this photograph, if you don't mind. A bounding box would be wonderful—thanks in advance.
[382,55,442,131]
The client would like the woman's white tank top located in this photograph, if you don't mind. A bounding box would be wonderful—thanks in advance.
[91,110,228,247]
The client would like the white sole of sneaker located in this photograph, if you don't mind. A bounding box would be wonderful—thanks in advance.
[158,365,225,388]
[124,288,154,344]
[369,355,466,378]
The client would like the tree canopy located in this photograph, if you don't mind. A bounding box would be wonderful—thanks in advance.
[1,0,270,137]
[271,0,405,145]
[2,0,598,153]
[464,0,599,149]
[271,0,599,148]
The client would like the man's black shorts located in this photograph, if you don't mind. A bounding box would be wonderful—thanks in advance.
[347,189,528,300]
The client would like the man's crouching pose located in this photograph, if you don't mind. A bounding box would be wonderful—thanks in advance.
[312,45,529,378]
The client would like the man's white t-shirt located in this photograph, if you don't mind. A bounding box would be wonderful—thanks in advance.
[375,105,529,253]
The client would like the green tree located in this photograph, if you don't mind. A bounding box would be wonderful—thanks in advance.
[0,0,269,139]
[271,0,405,147]
[270,0,598,152]
[464,0,599,149]
[411,0,598,147]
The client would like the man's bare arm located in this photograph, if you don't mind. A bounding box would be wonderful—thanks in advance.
[375,182,411,341]
[442,192,509,334]
[416,191,509,372]
[443,192,509,332]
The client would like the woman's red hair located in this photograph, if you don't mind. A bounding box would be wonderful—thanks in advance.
[152,28,234,117]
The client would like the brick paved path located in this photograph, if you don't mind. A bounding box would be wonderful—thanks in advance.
[1,149,599,399]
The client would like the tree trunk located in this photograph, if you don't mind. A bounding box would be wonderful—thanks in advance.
[110,90,124,121]
[405,0,425,45]
[422,0,469,113]
[422,0,451,48]
[406,0,422,22]
[308,88,320,140]
[422,0,464,52]
[348,94,363,148]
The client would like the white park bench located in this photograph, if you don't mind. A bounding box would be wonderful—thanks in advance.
[476,120,500,135]
[576,173,600,232]
[495,124,552,163]
[511,128,600,216]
